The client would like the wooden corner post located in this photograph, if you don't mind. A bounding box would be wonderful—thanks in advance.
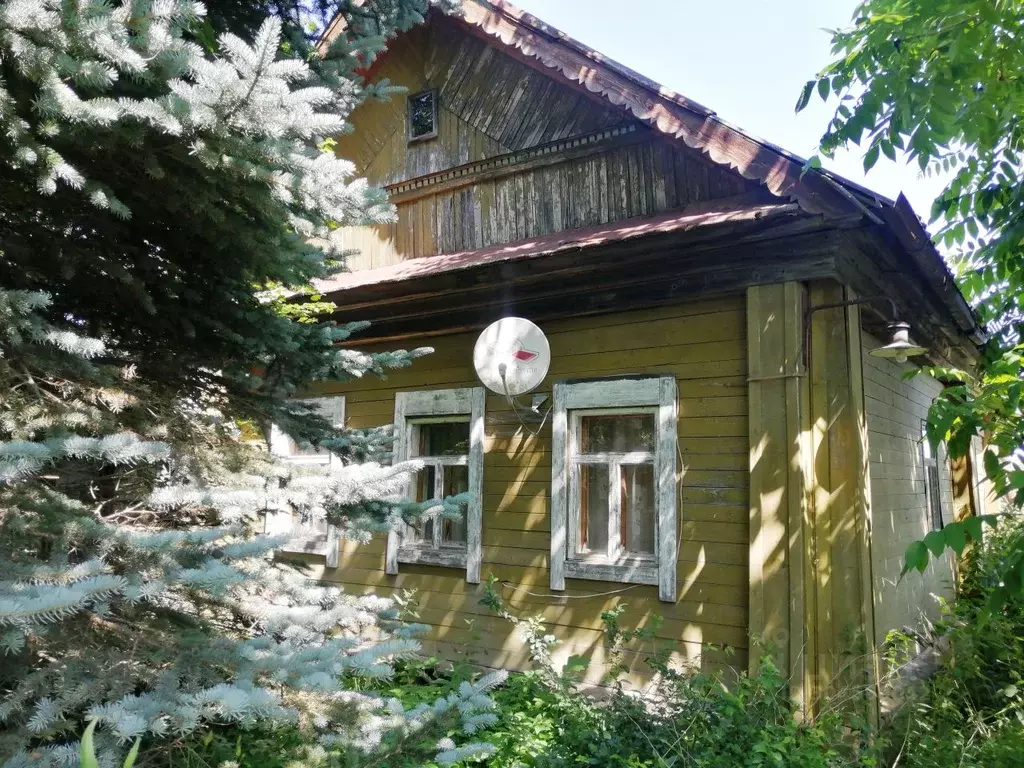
[806,281,878,727]
[746,282,812,713]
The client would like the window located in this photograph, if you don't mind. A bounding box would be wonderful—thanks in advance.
[550,376,678,602]
[265,395,345,567]
[386,387,485,582]
[269,396,346,466]
[921,423,945,531]
[407,89,438,142]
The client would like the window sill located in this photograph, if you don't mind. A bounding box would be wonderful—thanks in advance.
[396,546,467,569]
[564,558,658,586]
[280,454,332,466]
[277,534,331,556]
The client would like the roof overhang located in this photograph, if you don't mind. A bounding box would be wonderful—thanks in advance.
[316,196,862,344]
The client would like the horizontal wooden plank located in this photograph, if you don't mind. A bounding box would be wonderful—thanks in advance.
[328,536,748,572]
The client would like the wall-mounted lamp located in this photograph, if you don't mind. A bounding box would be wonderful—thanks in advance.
[869,320,929,364]
[804,295,929,365]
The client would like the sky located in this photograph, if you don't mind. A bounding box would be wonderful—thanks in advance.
[512,0,946,223]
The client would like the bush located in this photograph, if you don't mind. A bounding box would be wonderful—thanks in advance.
[452,580,876,768]
[888,511,1024,768]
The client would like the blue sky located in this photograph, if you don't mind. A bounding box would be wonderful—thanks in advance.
[514,0,945,223]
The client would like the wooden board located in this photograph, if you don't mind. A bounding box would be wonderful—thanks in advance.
[745,282,811,712]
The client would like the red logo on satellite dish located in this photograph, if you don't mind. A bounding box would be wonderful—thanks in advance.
[510,339,539,363]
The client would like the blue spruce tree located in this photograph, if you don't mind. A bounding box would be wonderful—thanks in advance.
[0,2,501,766]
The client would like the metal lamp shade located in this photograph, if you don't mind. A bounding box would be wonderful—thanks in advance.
[869,321,928,363]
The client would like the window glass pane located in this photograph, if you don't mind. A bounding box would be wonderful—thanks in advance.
[621,464,655,555]
[291,511,328,538]
[442,465,468,545]
[414,421,469,457]
[409,91,435,138]
[580,464,609,554]
[407,465,435,543]
[926,464,943,530]
[292,438,326,458]
[580,414,655,453]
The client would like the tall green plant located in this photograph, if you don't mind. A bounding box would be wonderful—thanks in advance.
[799,0,1024,589]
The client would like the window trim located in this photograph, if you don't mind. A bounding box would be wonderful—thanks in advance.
[407,88,439,143]
[266,395,345,567]
[551,376,678,602]
[386,387,485,583]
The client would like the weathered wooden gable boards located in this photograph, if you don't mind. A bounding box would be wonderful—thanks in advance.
[301,295,750,684]
[341,136,755,269]
[335,15,759,271]
[336,18,630,186]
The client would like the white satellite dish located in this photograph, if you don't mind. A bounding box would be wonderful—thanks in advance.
[474,317,551,397]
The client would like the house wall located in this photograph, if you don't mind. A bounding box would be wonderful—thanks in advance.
[301,296,749,684]
[861,329,955,648]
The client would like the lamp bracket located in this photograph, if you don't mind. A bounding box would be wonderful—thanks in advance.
[802,294,901,366]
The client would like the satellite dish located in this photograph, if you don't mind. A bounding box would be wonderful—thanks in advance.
[474,317,551,397]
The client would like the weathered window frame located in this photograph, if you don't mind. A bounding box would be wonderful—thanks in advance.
[407,88,439,143]
[921,422,945,532]
[550,376,678,602]
[386,387,485,583]
[266,396,345,567]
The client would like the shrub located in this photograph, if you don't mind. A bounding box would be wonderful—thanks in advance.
[460,579,876,768]
[888,511,1024,768]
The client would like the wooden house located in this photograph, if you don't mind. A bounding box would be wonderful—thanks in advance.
[273,0,990,715]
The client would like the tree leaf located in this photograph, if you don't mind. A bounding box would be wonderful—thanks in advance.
[984,450,1001,485]
[924,530,946,558]
[903,540,930,576]
[817,77,831,102]
[864,143,881,172]
[796,80,815,112]
[964,516,984,543]
[944,522,967,555]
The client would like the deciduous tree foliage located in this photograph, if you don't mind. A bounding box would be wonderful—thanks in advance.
[800,0,1024,591]
[0,2,503,766]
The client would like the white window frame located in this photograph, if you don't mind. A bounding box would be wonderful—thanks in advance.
[265,395,345,567]
[386,387,485,583]
[551,376,678,602]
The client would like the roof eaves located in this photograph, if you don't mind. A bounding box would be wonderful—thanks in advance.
[316,197,803,297]
[471,0,717,118]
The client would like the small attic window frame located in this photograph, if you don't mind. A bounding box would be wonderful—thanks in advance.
[407,88,438,143]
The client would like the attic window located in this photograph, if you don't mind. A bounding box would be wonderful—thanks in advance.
[407,89,437,142]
